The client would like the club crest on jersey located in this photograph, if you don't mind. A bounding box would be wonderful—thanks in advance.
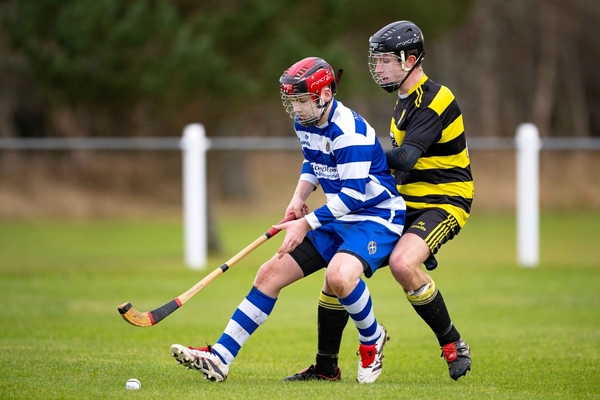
[326,141,331,152]
[367,241,377,255]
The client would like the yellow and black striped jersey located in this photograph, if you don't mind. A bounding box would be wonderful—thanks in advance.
[390,74,473,227]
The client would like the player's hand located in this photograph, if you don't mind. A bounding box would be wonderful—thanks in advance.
[285,203,309,220]
[274,218,311,259]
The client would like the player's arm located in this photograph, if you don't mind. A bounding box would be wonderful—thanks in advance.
[274,161,316,258]
[384,144,422,171]
[286,158,317,217]
[286,178,316,219]
[388,108,441,171]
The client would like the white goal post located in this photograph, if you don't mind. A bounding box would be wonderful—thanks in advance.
[516,123,540,268]
[182,124,208,269]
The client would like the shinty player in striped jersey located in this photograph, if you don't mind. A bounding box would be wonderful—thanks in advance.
[170,57,406,383]
[285,21,473,383]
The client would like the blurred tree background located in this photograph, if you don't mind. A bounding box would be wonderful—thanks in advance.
[0,0,478,138]
[0,0,599,221]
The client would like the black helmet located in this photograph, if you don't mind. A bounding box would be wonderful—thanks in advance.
[369,20,424,59]
[368,21,425,93]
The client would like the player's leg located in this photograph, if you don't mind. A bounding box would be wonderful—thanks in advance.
[172,252,307,382]
[389,209,471,380]
[283,238,347,381]
[329,221,398,384]
[327,220,399,383]
[286,222,396,384]
[326,252,388,384]
[315,279,348,376]
[283,275,348,381]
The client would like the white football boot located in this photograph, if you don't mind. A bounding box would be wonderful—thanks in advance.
[356,324,388,384]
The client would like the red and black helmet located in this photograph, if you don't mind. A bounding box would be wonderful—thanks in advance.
[279,57,338,98]
[280,57,342,127]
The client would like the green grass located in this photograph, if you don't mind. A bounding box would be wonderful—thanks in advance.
[1,212,599,399]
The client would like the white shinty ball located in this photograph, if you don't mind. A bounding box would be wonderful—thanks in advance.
[125,378,141,390]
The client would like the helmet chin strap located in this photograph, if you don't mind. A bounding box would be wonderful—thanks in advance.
[314,98,331,126]
[395,51,426,92]
[399,51,412,72]
[316,99,330,109]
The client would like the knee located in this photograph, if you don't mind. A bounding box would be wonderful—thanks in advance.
[388,250,417,282]
[389,251,408,274]
[325,265,353,296]
[325,265,342,292]
[253,260,276,289]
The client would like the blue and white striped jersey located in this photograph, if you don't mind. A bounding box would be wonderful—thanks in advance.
[294,100,406,235]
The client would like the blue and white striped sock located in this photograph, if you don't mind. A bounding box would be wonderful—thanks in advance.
[211,286,276,364]
[338,278,381,345]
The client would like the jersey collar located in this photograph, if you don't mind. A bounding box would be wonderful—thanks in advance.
[404,74,429,97]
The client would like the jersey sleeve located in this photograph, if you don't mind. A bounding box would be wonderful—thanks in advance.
[299,159,318,186]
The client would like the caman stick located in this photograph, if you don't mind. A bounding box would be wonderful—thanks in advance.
[118,211,301,327]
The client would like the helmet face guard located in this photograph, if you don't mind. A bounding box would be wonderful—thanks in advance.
[368,21,425,93]
[368,50,425,93]
[280,57,339,127]
[280,91,325,127]
[368,52,405,93]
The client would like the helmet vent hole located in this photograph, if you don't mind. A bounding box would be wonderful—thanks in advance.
[383,27,396,37]
[294,67,309,78]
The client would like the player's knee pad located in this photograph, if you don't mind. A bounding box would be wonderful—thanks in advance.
[405,280,438,305]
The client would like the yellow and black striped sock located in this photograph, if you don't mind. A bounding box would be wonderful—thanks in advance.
[316,291,348,375]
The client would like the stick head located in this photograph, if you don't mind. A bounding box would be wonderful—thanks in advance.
[118,302,153,327]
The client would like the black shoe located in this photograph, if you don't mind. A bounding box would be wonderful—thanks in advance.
[441,339,471,381]
[283,364,341,381]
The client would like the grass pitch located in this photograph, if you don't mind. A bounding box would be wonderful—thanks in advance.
[0,212,599,399]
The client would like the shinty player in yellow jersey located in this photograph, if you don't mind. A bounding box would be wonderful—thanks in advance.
[284,20,473,383]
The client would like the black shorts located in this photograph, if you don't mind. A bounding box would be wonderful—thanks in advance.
[404,208,461,271]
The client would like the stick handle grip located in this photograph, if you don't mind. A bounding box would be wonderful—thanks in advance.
[266,205,308,237]
[266,213,295,237]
